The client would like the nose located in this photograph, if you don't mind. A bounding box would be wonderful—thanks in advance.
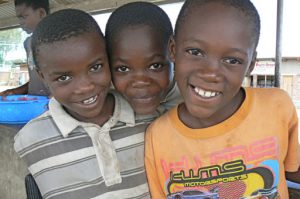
[74,76,95,94]
[131,71,151,88]
[18,18,25,25]
[197,58,221,83]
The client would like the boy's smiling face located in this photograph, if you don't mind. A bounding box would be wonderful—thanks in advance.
[110,25,172,115]
[171,3,256,128]
[37,32,112,123]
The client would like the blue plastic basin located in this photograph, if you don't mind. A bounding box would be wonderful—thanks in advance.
[0,95,49,124]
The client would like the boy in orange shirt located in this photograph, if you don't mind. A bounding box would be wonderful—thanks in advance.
[145,0,300,198]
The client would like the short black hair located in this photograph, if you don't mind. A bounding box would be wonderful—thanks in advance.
[175,0,261,47]
[31,9,103,69]
[105,1,173,59]
[14,0,50,14]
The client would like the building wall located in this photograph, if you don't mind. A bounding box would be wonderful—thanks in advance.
[246,58,300,101]
[281,60,300,100]
[281,60,300,75]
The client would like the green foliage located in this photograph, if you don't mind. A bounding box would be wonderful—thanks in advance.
[0,28,24,66]
[0,28,23,43]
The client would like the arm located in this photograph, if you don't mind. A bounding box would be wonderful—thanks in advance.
[0,82,29,96]
[286,167,300,183]
[284,94,300,183]
[145,125,166,198]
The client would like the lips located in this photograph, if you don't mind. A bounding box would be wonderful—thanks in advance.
[131,95,156,103]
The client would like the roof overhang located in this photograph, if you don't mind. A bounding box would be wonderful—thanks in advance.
[0,0,183,30]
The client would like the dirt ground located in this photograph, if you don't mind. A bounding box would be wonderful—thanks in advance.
[0,124,28,199]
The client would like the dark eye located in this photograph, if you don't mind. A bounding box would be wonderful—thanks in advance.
[57,75,71,82]
[186,48,203,56]
[116,66,130,72]
[149,63,163,70]
[90,63,102,72]
[223,58,242,65]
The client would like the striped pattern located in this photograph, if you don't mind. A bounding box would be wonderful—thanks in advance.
[14,92,157,199]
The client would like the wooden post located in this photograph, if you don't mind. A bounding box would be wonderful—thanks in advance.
[274,0,283,87]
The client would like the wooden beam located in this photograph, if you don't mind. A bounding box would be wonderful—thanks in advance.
[0,0,184,30]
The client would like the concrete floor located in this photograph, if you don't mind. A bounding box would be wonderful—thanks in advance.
[0,124,28,199]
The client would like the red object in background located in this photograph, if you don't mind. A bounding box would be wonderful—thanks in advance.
[1,96,38,101]
[17,97,38,101]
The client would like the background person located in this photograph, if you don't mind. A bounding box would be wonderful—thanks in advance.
[0,0,50,96]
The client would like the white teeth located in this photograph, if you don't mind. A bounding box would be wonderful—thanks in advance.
[82,95,97,104]
[204,92,211,97]
[194,87,219,98]
[199,89,205,96]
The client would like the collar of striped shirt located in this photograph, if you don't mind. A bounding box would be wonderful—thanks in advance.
[49,90,136,138]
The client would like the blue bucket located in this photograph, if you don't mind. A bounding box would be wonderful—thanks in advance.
[0,95,49,124]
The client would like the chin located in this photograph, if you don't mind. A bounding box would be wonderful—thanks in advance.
[187,106,214,120]
[134,107,156,115]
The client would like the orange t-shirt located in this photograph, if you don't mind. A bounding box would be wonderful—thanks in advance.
[145,87,299,199]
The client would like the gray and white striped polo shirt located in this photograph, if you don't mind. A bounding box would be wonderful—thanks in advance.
[14,91,159,199]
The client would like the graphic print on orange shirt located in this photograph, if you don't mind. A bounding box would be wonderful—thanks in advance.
[163,136,280,199]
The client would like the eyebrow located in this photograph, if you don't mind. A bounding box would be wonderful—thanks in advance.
[48,58,103,76]
[183,38,249,57]
[226,48,249,57]
[113,53,166,63]
[88,58,103,67]
[48,70,70,76]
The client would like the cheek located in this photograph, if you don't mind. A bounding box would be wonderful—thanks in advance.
[226,70,247,86]
[95,69,112,86]
[175,69,183,84]
[155,72,171,91]
[26,17,35,25]
[111,73,129,91]
[50,85,71,101]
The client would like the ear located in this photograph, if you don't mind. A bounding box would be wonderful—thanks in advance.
[168,36,176,63]
[246,51,257,76]
[38,8,47,18]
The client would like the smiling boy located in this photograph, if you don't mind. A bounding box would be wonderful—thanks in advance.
[145,0,300,198]
[105,2,181,115]
[14,9,154,199]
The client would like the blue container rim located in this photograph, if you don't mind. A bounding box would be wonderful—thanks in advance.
[0,94,49,104]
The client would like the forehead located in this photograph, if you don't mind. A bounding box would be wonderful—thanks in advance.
[117,25,164,43]
[186,3,250,28]
[15,4,33,14]
[37,32,106,66]
[177,3,254,45]
[112,25,166,50]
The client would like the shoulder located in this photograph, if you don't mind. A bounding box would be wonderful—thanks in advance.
[247,87,293,104]
[23,37,31,51]
[14,110,60,154]
[147,107,176,132]
[246,87,296,118]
